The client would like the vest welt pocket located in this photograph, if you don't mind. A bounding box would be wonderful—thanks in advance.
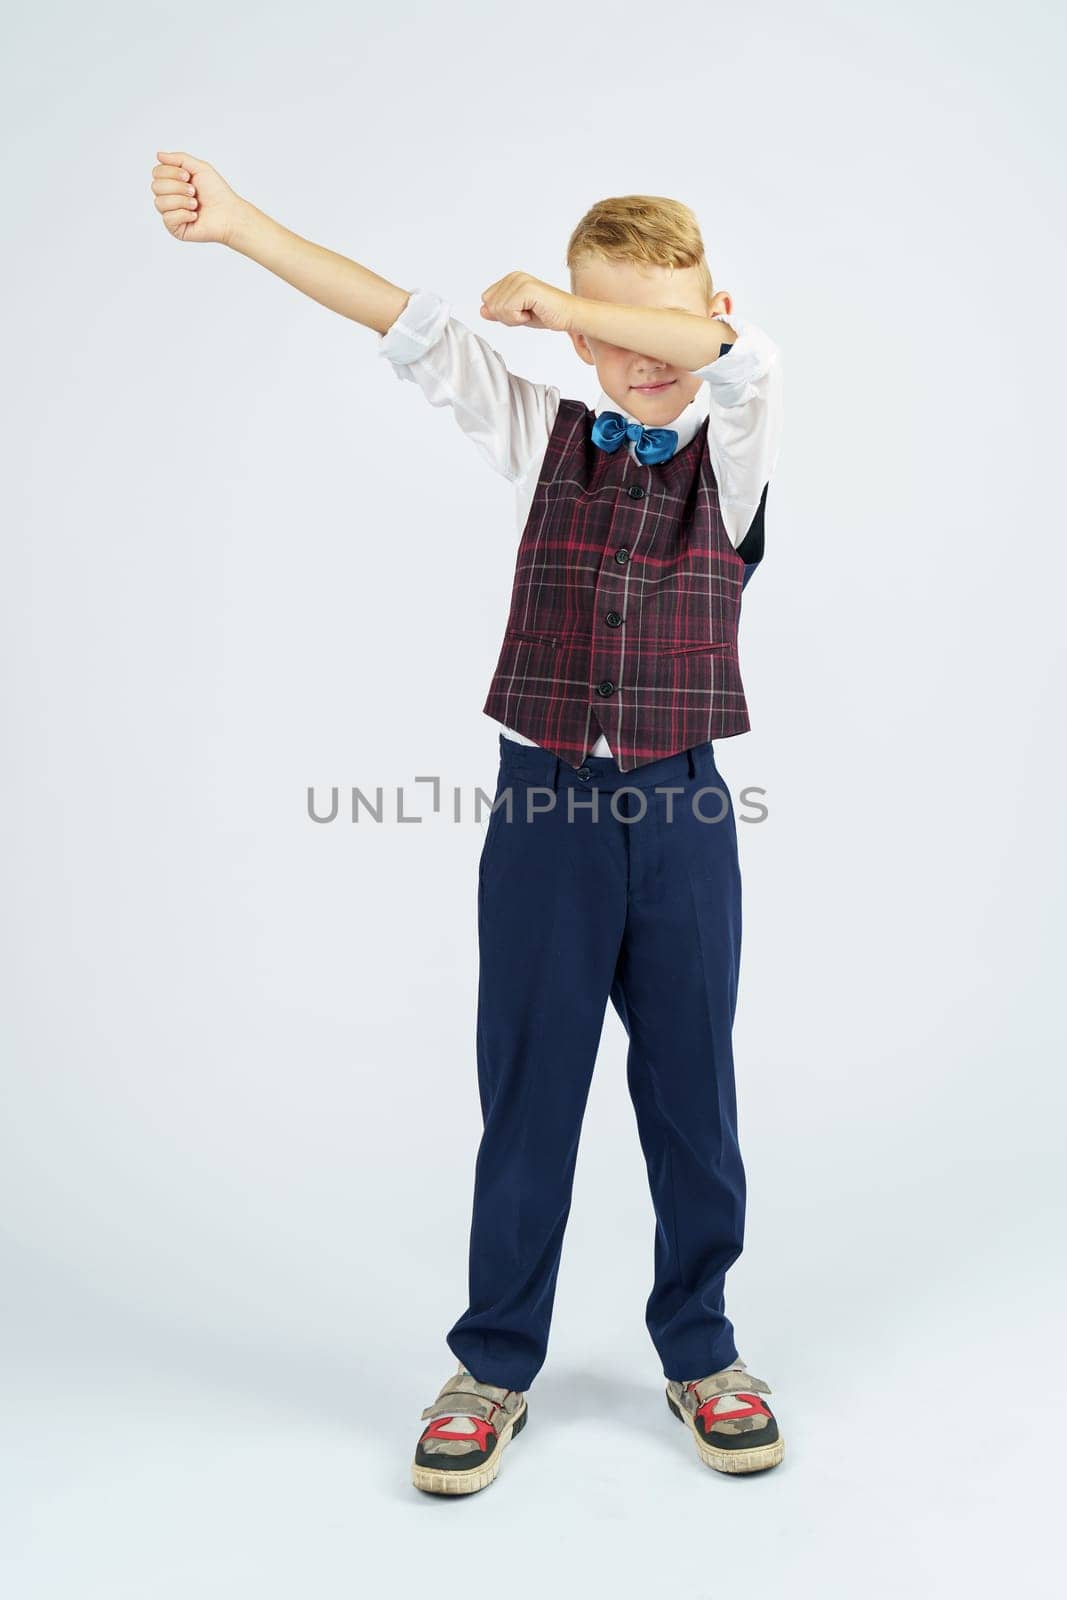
[504,628,561,649]
[658,640,737,657]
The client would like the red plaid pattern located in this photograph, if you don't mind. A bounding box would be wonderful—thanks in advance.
[482,398,758,772]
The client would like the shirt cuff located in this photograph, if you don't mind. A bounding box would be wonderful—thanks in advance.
[377,286,452,366]
[692,313,779,404]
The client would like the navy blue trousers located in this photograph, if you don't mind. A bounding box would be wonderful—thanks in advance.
[446,733,746,1391]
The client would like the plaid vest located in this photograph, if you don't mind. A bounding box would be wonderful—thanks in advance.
[482,397,761,773]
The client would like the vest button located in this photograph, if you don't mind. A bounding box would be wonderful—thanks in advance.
[596,680,615,697]
[627,485,645,500]
[614,547,630,565]
[576,766,591,781]
[605,611,623,627]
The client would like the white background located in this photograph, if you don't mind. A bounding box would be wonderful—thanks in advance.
[3,2,1065,1595]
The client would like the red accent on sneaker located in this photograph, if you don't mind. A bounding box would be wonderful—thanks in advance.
[693,1391,773,1429]
[422,1414,496,1450]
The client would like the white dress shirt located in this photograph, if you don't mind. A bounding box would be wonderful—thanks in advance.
[377,288,783,757]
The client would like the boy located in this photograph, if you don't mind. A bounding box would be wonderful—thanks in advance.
[150,157,785,1496]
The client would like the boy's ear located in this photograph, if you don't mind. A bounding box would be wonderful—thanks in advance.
[568,330,596,367]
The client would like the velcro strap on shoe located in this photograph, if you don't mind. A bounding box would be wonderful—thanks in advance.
[420,1373,513,1423]
[420,1393,497,1424]
[688,1371,772,1404]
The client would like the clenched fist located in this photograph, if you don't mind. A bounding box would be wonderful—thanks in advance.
[479,272,575,334]
[150,150,244,246]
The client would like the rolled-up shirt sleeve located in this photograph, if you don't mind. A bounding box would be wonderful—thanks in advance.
[376,285,453,366]
[690,313,784,550]
[376,287,556,484]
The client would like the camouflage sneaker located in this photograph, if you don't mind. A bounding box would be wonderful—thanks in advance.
[411,1361,529,1496]
[666,1356,784,1474]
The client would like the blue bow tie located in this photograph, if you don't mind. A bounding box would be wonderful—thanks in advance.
[591,410,679,465]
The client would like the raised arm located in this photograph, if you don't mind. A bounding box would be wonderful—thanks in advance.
[551,289,783,553]
[150,152,557,484]
[150,149,411,333]
[476,273,783,550]
[376,288,557,483]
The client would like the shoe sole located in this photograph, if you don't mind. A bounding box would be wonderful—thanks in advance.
[666,1390,784,1473]
[411,1401,528,1496]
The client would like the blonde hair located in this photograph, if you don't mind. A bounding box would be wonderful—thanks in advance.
[566,195,714,307]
